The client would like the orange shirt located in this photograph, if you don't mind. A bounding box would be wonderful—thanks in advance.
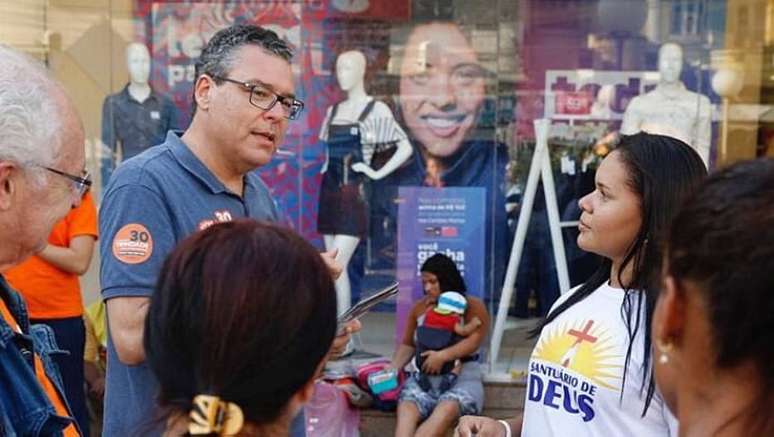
[0,298,79,437]
[6,192,98,319]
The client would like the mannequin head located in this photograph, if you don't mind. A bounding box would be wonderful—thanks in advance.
[336,50,366,92]
[126,43,151,86]
[658,43,683,84]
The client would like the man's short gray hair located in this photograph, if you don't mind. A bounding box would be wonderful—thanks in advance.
[0,45,62,174]
[191,24,293,115]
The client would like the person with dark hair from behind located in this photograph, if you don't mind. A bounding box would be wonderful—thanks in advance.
[653,158,774,436]
[456,133,707,437]
[145,220,338,436]
[100,24,356,436]
[393,253,490,436]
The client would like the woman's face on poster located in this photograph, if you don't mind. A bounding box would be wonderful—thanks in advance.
[399,22,486,159]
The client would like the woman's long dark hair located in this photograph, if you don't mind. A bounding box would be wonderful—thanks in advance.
[666,158,774,435]
[421,253,467,295]
[530,133,707,413]
[144,220,337,434]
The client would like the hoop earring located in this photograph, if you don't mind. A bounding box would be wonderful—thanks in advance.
[656,338,674,365]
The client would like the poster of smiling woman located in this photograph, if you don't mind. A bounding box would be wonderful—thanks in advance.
[370,19,510,306]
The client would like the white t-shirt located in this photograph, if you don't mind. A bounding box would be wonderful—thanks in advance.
[521,282,678,437]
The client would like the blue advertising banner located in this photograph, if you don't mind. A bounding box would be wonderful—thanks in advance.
[395,186,486,343]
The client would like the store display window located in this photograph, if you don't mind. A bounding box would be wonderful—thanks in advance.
[2,0,770,375]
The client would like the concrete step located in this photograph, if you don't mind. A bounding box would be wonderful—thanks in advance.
[358,379,526,436]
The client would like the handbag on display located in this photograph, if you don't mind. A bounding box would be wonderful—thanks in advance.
[354,359,405,411]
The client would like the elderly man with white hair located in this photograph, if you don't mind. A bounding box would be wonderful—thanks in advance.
[0,44,90,436]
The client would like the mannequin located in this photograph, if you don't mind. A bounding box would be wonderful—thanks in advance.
[127,43,151,102]
[590,84,615,119]
[318,50,412,315]
[101,43,178,185]
[621,42,712,166]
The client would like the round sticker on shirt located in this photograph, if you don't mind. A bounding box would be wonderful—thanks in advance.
[112,223,153,264]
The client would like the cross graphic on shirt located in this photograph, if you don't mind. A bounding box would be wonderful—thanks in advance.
[568,320,598,345]
[560,320,598,368]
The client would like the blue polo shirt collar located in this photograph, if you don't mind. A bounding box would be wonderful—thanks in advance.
[166,131,256,195]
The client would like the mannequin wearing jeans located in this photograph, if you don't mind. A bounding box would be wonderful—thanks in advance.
[318,50,412,315]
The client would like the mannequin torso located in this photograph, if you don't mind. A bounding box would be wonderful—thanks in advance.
[330,96,373,124]
[621,82,711,164]
[101,43,179,185]
[621,43,712,166]
[127,82,151,104]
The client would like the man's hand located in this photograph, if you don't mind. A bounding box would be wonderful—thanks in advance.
[420,349,449,374]
[329,319,361,358]
[320,249,343,280]
[84,361,105,399]
[454,416,506,437]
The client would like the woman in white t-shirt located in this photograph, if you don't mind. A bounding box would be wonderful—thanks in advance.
[456,133,706,437]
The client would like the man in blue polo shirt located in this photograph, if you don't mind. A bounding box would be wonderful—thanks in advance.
[100,24,356,436]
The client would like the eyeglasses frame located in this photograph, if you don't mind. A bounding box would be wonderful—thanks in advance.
[210,75,305,120]
[41,166,92,197]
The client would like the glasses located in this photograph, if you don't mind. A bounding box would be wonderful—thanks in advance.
[211,75,305,120]
[41,166,92,197]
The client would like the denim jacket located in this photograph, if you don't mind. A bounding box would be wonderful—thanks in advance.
[0,275,76,436]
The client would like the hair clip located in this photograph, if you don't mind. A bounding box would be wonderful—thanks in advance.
[189,394,244,436]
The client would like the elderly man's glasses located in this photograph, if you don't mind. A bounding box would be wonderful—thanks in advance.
[211,75,305,120]
[42,166,92,197]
